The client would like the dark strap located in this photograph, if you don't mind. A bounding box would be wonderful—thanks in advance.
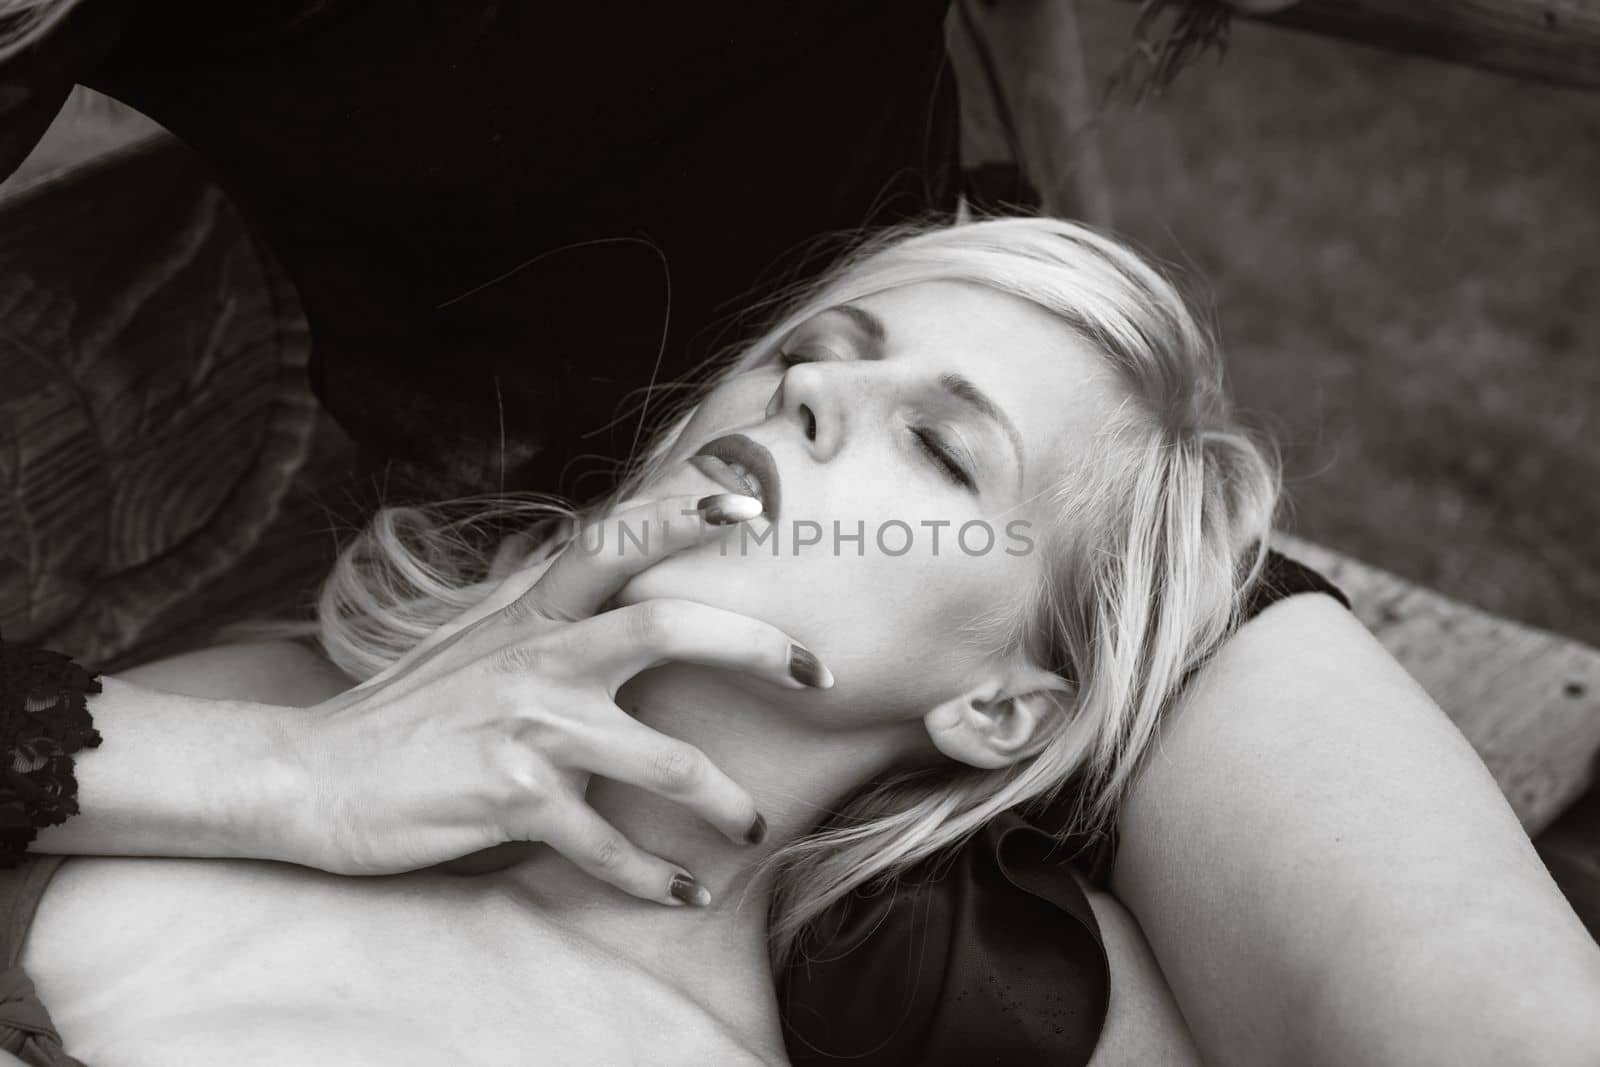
[0,856,87,1066]
[1246,548,1353,618]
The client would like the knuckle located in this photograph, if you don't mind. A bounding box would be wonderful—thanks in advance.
[501,756,548,801]
[591,834,626,871]
[650,742,701,792]
[499,591,540,626]
[633,600,688,645]
[535,625,578,666]
[493,641,545,675]
[626,601,665,644]
[493,741,559,805]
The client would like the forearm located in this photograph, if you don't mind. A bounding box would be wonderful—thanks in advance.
[30,675,313,862]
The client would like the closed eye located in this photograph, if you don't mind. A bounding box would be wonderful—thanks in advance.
[777,348,975,491]
[773,345,838,368]
[912,427,975,490]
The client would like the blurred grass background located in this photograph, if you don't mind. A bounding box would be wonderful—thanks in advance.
[1066,4,1600,648]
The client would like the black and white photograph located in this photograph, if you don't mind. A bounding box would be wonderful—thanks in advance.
[1,1,1598,1063]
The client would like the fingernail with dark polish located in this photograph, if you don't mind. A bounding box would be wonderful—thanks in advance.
[670,872,711,907]
[698,493,763,526]
[788,644,834,688]
[744,812,767,845]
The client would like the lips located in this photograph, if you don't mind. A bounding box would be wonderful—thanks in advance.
[690,433,781,520]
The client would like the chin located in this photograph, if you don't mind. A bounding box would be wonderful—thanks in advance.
[611,546,740,609]
[618,552,804,634]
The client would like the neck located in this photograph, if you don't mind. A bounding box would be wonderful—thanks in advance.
[491,663,922,1054]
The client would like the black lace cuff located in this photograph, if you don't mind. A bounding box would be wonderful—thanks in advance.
[0,631,103,867]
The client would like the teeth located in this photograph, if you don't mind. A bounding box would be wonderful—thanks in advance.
[725,459,760,499]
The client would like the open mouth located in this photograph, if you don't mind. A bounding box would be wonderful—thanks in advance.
[690,433,782,520]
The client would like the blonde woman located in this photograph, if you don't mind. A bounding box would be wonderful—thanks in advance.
[6,218,1599,1067]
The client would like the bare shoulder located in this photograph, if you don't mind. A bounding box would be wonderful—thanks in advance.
[115,638,358,708]
[1110,589,1600,1062]
[1195,587,1395,687]
[1131,589,1438,778]
[1111,587,1488,894]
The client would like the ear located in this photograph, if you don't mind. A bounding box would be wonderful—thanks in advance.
[922,663,1077,770]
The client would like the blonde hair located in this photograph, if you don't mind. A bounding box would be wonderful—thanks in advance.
[230,215,1282,971]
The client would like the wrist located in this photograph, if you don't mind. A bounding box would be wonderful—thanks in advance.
[212,698,323,866]
[31,679,320,863]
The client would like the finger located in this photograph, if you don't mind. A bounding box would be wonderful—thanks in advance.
[512,492,762,624]
[570,598,833,696]
[569,717,766,847]
[535,801,712,908]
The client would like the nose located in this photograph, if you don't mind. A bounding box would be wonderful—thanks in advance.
[766,360,847,461]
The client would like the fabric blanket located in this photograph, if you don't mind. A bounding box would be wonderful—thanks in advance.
[0,134,315,667]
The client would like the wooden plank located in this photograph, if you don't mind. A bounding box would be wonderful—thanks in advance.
[1243,0,1600,93]
[948,0,1116,225]
[946,2,1014,174]
[1273,532,1600,836]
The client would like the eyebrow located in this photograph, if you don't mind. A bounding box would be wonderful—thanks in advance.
[829,303,1026,488]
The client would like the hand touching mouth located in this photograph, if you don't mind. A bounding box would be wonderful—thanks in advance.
[689,434,782,521]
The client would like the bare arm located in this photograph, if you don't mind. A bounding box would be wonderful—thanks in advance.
[1112,592,1600,1066]
[31,541,541,859]
[30,641,345,860]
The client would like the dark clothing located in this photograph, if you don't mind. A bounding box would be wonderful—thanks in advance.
[0,856,83,1067]
[0,639,103,867]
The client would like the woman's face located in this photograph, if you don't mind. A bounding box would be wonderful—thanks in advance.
[616,279,1121,725]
